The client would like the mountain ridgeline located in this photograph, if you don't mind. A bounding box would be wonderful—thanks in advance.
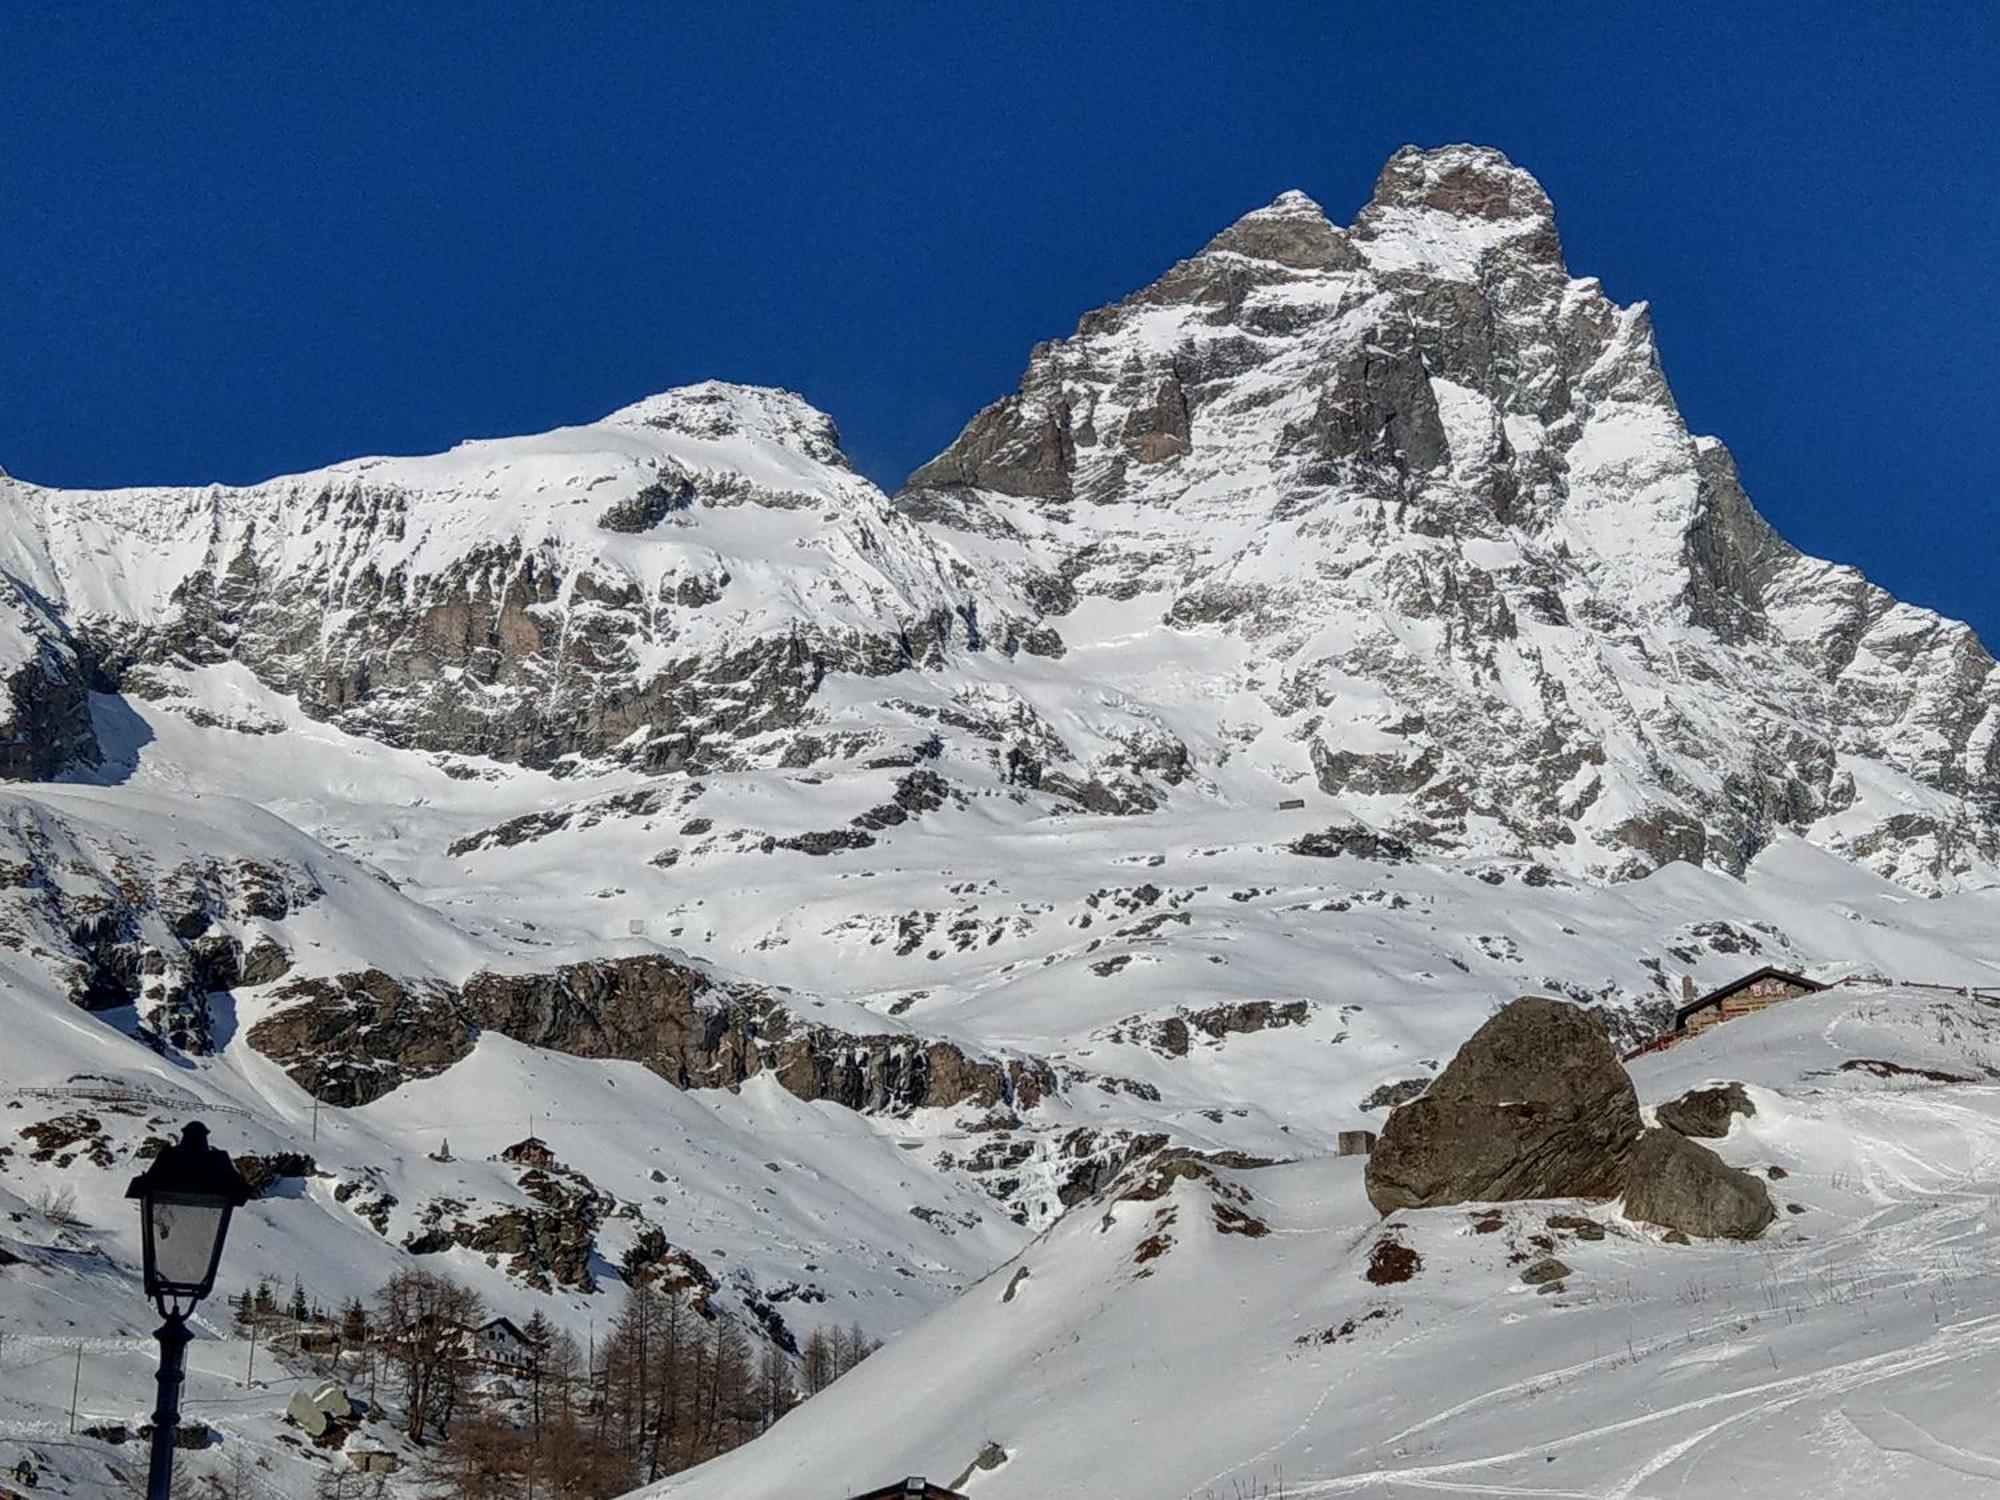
[2,143,1995,894]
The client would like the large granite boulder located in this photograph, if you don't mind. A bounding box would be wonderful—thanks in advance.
[1655,1082,1755,1139]
[1365,996,1641,1214]
[1623,1127,1775,1240]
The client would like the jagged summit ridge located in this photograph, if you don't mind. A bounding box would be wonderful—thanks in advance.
[899,144,2000,890]
[1196,188,1355,272]
[1365,142,1559,226]
[1354,143,1566,278]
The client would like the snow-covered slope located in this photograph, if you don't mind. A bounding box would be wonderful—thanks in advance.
[2,142,1998,1499]
[653,982,2000,1499]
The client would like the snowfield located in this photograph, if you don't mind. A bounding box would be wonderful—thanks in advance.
[653,984,2000,1499]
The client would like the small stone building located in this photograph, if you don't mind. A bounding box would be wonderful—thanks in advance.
[1674,967,1824,1036]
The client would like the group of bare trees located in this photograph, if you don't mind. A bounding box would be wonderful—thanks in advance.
[592,1271,812,1484]
[376,1269,487,1445]
[799,1322,878,1398]
[309,1265,877,1500]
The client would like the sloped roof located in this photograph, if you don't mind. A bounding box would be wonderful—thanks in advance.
[1673,966,1825,1028]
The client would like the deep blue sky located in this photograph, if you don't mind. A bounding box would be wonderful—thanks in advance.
[2,6,1995,643]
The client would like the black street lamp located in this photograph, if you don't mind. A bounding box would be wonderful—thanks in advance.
[125,1122,253,1500]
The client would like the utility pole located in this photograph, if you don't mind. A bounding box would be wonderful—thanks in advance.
[311,1097,320,1143]
[69,1341,82,1432]
[246,1314,258,1388]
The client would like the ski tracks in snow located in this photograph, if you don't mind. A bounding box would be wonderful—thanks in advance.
[1269,1310,2000,1497]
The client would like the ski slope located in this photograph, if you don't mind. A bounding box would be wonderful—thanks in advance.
[653,983,2000,1498]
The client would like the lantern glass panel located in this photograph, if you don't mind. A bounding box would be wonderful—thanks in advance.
[150,1192,228,1293]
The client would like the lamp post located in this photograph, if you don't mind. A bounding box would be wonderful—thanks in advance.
[125,1122,253,1500]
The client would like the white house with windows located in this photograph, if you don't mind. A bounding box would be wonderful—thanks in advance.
[470,1316,537,1373]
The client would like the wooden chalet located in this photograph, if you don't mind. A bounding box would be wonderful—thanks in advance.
[1673,966,1825,1035]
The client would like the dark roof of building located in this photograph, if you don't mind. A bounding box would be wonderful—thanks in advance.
[477,1316,530,1342]
[1673,966,1825,1028]
[844,1482,966,1500]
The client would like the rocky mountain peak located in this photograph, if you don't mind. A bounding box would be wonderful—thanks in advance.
[897,144,2000,891]
[1366,143,1554,223]
[601,380,853,471]
[1353,142,1565,276]
[1196,188,1356,271]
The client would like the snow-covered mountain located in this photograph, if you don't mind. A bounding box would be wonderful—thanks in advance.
[2,143,1998,1499]
[0,381,1008,773]
[901,144,2000,893]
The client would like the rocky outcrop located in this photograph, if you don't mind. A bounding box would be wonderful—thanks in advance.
[459,957,730,1087]
[233,1151,317,1197]
[405,1143,609,1290]
[0,802,308,1054]
[1365,996,1641,1214]
[1367,997,1775,1240]
[0,632,98,780]
[246,970,471,1106]
[1622,1126,1775,1240]
[248,954,1055,1116]
[1655,1082,1755,1139]
[1291,826,1414,862]
[1108,1000,1313,1058]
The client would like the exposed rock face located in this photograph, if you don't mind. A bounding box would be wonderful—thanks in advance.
[1622,1126,1775,1240]
[1365,996,1641,1214]
[248,955,1055,1115]
[1655,1082,1755,1139]
[0,601,98,780]
[0,796,307,1054]
[459,957,730,1087]
[246,970,471,1107]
